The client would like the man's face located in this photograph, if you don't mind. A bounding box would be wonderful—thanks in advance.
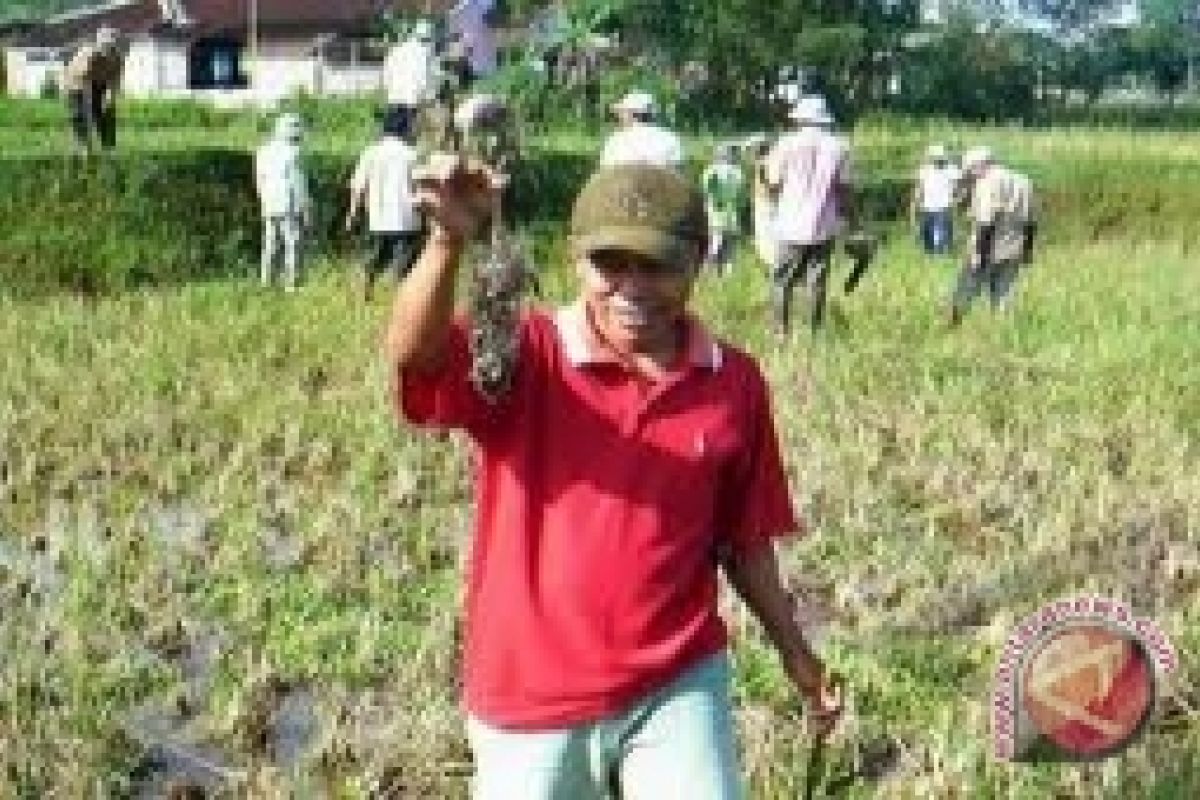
[576,247,698,356]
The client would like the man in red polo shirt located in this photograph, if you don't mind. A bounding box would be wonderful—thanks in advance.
[385,162,841,798]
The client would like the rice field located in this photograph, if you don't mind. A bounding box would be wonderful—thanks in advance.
[1,98,1197,797]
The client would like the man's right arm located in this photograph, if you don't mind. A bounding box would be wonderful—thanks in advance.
[384,161,500,373]
[384,231,465,373]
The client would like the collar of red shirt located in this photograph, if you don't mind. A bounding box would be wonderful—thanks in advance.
[553,301,723,372]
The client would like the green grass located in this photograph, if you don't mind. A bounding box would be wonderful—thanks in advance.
[1,99,1198,797]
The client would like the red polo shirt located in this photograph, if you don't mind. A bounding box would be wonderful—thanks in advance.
[396,304,799,728]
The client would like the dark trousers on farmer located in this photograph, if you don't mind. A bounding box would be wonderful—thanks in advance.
[68,86,116,150]
[772,241,834,331]
[384,104,418,135]
[950,258,1022,320]
[919,210,953,255]
[364,231,422,297]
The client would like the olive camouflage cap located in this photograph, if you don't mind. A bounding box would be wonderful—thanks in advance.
[570,165,707,268]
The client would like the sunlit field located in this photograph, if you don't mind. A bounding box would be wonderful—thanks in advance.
[1,98,1197,797]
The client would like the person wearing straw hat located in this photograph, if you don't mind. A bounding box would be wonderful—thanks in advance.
[387,162,842,798]
[255,113,311,292]
[62,26,125,152]
[599,90,684,168]
[949,146,1037,326]
[912,143,961,256]
[764,95,854,332]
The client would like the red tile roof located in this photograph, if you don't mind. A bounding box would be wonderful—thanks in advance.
[180,0,455,35]
[15,0,455,46]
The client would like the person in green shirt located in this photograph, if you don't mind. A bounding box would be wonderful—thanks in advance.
[700,143,746,275]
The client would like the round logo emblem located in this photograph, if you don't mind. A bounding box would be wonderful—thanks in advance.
[1021,624,1154,759]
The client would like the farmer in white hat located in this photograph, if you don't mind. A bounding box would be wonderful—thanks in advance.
[764,95,854,331]
[62,25,125,152]
[599,90,684,168]
[911,143,961,256]
[255,113,311,292]
[949,146,1037,325]
[382,19,441,134]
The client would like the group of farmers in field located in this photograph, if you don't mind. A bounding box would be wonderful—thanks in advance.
[251,83,1037,331]
[68,19,1039,799]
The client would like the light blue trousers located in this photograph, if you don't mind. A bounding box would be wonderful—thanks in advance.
[467,651,742,800]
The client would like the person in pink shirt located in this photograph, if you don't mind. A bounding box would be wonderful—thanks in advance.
[764,96,854,332]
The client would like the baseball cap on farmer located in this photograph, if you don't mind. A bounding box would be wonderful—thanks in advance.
[274,113,303,141]
[411,20,435,41]
[571,165,707,268]
[96,26,121,47]
[612,91,657,117]
[962,145,994,172]
[789,95,834,126]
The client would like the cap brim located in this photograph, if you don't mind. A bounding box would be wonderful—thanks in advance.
[574,227,699,269]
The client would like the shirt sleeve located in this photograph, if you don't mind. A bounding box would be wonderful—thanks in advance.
[836,142,854,186]
[719,365,801,556]
[350,148,370,194]
[669,133,685,166]
[764,145,783,187]
[972,174,998,225]
[394,316,527,441]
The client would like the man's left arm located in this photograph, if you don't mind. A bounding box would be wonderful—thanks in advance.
[719,372,843,733]
[1022,182,1038,265]
[722,544,841,733]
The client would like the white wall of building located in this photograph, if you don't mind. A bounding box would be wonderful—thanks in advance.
[122,36,189,97]
[7,34,384,103]
[247,39,384,101]
[5,47,67,97]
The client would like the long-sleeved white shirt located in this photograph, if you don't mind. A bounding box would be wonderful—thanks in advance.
[255,139,309,218]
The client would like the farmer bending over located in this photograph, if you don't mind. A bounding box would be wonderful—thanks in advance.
[385,162,841,798]
[63,26,124,152]
[949,146,1037,326]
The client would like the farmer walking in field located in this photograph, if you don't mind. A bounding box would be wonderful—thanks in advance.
[764,95,854,332]
[62,26,125,153]
[345,107,423,301]
[385,161,841,798]
[255,113,311,292]
[949,146,1037,326]
[599,91,685,169]
[701,143,746,275]
[382,20,440,135]
[912,143,961,256]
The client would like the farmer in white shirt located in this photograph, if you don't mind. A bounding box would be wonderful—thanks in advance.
[912,143,961,255]
[255,113,310,291]
[599,91,684,169]
[949,146,1037,326]
[382,20,439,132]
[764,95,853,331]
[345,107,423,301]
